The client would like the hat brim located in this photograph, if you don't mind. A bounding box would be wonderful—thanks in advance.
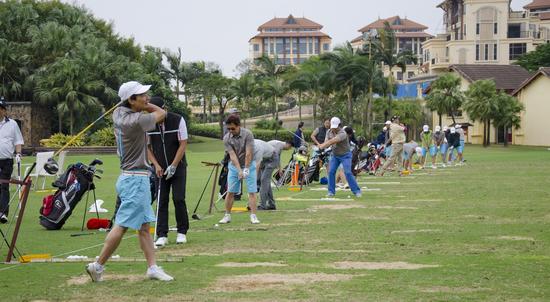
[330,123,339,129]
[135,85,151,95]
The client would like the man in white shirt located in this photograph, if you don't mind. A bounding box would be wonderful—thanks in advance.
[0,98,24,224]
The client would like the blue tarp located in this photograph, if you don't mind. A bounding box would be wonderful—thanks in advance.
[394,81,432,99]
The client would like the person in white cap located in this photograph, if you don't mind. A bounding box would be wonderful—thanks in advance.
[86,81,174,282]
[431,126,445,168]
[447,127,461,164]
[419,125,433,169]
[378,115,405,176]
[455,124,465,164]
[318,117,362,198]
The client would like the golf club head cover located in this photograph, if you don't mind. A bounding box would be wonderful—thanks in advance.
[87,218,110,230]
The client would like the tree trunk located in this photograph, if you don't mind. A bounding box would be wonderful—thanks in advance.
[438,113,442,128]
[175,78,180,102]
[362,95,368,137]
[298,92,302,121]
[242,97,247,128]
[313,96,317,126]
[202,95,207,123]
[272,97,276,119]
[487,120,491,147]
[275,98,279,121]
[218,104,225,140]
[58,112,63,134]
[347,86,353,125]
[69,108,74,135]
[208,98,213,123]
[387,68,394,118]
[503,126,509,147]
[367,94,373,140]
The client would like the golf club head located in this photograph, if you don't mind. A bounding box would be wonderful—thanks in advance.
[90,158,103,166]
[191,213,201,220]
[44,158,59,175]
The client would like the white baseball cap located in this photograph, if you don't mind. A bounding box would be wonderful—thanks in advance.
[435,125,441,132]
[455,124,461,129]
[415,147,423,154]
[450,127,456,133]
[118,81,151,101]
[330,117,341,129]
[385,120,391,125]
[423,125,429,132]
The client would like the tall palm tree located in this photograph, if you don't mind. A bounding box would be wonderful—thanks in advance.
[230,73,255,127]
[287,69,311,121]
[426,73,465,126]
[493,91,524,147]
[372,21,418,119]
[252,55,291,119]
[464,80,499,147]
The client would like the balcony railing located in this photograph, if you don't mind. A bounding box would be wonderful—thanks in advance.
[508,31,541,39]
[509,11,526,19]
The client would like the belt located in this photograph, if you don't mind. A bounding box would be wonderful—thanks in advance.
[121,170,149,177]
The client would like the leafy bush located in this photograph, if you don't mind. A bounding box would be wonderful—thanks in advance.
[189,124,312,144]
[40,133,85,148]
[88,127,116,146]
[255,118,282,130]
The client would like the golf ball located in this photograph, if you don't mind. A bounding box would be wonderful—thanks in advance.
[214,224,219,227]
[347,195,351,198]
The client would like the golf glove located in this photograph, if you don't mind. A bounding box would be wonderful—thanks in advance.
[242,168,250,178]
[164,165,177,180]
[15,153,21,164]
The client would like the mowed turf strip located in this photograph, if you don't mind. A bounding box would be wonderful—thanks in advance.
[1,138,549,301]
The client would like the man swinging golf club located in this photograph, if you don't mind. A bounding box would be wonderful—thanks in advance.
[147,97,189,247]
[218,114,260,224]
[86,81,173,282]
[0,97,24,224]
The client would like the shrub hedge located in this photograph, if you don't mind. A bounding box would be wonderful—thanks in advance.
[189,124,312,144]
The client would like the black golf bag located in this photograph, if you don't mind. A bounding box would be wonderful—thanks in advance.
[303,147,331,184]
[351,137,366,176]
[39,160,102,230]
[218,152,241,200]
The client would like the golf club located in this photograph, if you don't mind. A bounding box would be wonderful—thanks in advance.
[153,177,162,243]
[283,128,310,147]
[44,99,125,175]
[191,165,217,220]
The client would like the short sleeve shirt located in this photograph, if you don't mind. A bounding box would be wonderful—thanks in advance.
[0,117,24,159]
[432,132,445,146]
[325,128,350,156]
[253,139,275,163]
[403,141,419,156]
[223,127,254,167]
[268,140,286,156]
[389,123,406,144]
[113,107,156,171]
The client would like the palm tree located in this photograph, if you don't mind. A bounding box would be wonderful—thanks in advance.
[464,80,499,147]
[287,69,311,121]
[426,73,465,126]
[230,73,255,127]
[252,55,291,119]
[493,91,524,147]
[372,21,417,119]
[321,42,369,124]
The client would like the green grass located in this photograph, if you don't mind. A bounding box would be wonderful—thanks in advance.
[1,139,550,301]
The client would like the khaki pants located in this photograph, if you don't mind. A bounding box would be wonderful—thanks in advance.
[380,143,403,174]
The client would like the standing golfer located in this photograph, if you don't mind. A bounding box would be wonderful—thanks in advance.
[311,118,330,147]
[258,140,293,210]
[0,98,24,224]
[86,81,173,282]
[147,97,189,247]
[378,116,406,177]
[218,114,260,224]
[318,117,361,198]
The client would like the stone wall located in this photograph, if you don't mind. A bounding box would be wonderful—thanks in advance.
[5,102,51,147]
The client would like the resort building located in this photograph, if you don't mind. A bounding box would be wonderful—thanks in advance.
[351,16,433,82]
[249,15,332,65]
[423,0,550,74]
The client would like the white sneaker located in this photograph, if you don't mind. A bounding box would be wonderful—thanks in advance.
[176,233,187,244]
[219,213,231,224]
[146,265,174,281]
[154,237,168,247]
[86,262,104,282]
[354,192,362,198]
[250,214,260,224]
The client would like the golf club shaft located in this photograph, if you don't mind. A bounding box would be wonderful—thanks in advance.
[153,177,162,242]
[53,100,124,157]
[283,129,310,147]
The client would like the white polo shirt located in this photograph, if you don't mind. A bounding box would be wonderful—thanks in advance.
[0,117,24,159]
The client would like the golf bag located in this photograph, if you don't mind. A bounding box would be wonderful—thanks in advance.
[303,147,332,184]
[39,160,102,230]
[351,137,366,176]
[218,152,241,200]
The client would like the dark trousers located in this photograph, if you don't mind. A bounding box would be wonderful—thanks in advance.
[157,167,188,237]
[0,159,14,216]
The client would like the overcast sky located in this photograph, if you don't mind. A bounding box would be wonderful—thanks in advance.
[64,0,532,76]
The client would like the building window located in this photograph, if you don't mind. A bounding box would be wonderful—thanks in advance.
[323,43,329,51]
[292,38,298,54]
[494,22,498,34]
[276,38,284,54]
[476,44,480,60]
[407,71,415,79]
[476,23,480,35]
[493,44,497,60]
[253,44,259,52]
[298,38,307,54]
[396,71,403,81]
[484,44,489,60]
[509,43,527,60]
[315,38,320,55]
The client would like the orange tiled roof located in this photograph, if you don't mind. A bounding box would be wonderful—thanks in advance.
[258,14,323,31]
[524,0,550,10]
[358,16,428,32]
